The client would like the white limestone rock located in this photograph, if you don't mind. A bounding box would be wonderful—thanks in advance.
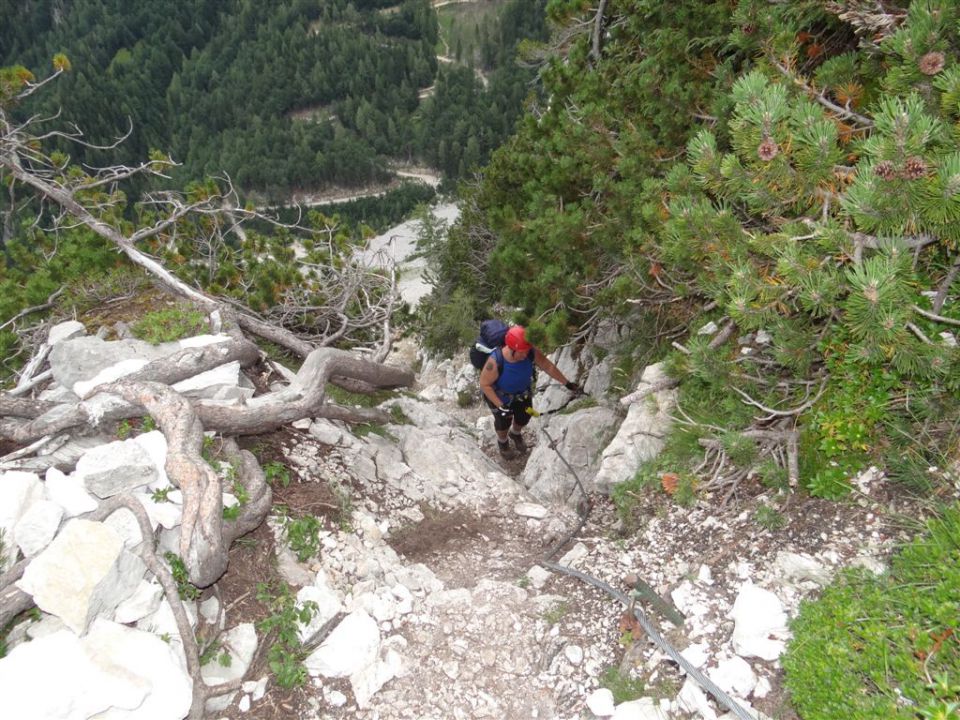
[83,619,192,720]
[0,470,44,568]
[774,551,832,587]
[202,623,258,712]
[16,519,145,635]
[47,320,86,345]
[75,439,158,498]
[44,466,99,517]
[13,500,63,557]
[612,697,670,720]
[72,358,149,398]
[586,687,616,717]
[296,582,344,644]
[133,431,170,489]
[113,579,164,625]
[350,635,407,709]
[678,677,717,720]
[709,655,758,698]
[0,620,191,720]
[514,502,549,519]
[522,405,619,503]
[597,363,676,492]
[729,582,790,661]
[304,610,380,678]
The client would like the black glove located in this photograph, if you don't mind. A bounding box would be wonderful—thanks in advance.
[565,381,584,395]
[495,405,514,419]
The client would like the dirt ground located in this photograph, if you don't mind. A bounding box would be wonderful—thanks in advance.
[208,419,921,720]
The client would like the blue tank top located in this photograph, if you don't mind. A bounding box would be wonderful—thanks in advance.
[495,350,534,402]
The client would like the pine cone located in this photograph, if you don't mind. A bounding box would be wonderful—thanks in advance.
[919,51,946,76]
[757,138,779,161]
[874,160,897,181]
[902,156,928,180]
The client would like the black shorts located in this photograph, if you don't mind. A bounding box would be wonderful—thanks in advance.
[485,393,533,432]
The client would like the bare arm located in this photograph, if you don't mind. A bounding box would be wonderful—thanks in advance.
[479,355,502,406]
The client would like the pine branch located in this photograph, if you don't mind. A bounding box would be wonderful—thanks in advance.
[906,322,932,344]
[933,256,960,314]
[731,377,828,421]
[912,305,960,328]
[769,56,873,128]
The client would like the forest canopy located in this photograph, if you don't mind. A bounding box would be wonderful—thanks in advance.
[0,0,547,200]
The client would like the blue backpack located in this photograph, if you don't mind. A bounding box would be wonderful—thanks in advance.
[468,319,509,370]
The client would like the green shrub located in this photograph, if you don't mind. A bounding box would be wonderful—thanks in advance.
[263,461,291,488]
[255,581,318,689]
[283,515,322,562]
[131,305,208,343]
[417,287,478,357]
[324,383,395,408]
[164,552,201,601]
[753,503,785,530]
[784,506,960,719]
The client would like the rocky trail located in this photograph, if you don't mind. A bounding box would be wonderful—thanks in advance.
[209,349,917,720]
[0,326,925,720]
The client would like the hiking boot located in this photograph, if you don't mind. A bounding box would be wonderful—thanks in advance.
[509,431,527,453]
[498,439,512,457]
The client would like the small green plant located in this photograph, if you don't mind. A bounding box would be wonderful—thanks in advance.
[456,390,475,408]
[200,435,217,464]
[142,415,158,432]
[599,666,646,704]
[389,404,411,424]
[256,581,319,689]
[542,601,569,625]
[516,575,531,588]
[164,552,201,601]
[324,383,395,408]
[754,503,785,530]
[151,487,172,503]
[222,474,248,521]
[284,515,322,562]
[353,422,395,440]
[232,477,249,505]
[264,461,291,488]
[671,473,697,507]
[117,419,133,439]
[199,638,222,666]
[131,305,208,344]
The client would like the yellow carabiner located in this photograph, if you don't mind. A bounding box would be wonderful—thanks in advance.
[526,407,541,417]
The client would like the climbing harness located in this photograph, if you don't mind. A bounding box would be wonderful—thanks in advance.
[528,393,756,720]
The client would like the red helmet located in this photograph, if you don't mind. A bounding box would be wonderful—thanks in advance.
[505,325,532,351]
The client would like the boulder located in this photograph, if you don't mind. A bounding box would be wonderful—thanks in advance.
[49,336,166,392]
[729,582,790,661]
[75,439,158,498]
[304,610,380,678]
[16,520,146,635]
[13,500,63,557]
[594,363,676,493]
[521,405,618,503]
[44,466,99,517]
[0,471,44,568]
[202,623,258,712]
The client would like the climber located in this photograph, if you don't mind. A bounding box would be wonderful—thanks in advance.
[479,325,582,456]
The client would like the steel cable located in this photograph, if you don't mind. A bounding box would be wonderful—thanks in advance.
[531,396,756,720]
